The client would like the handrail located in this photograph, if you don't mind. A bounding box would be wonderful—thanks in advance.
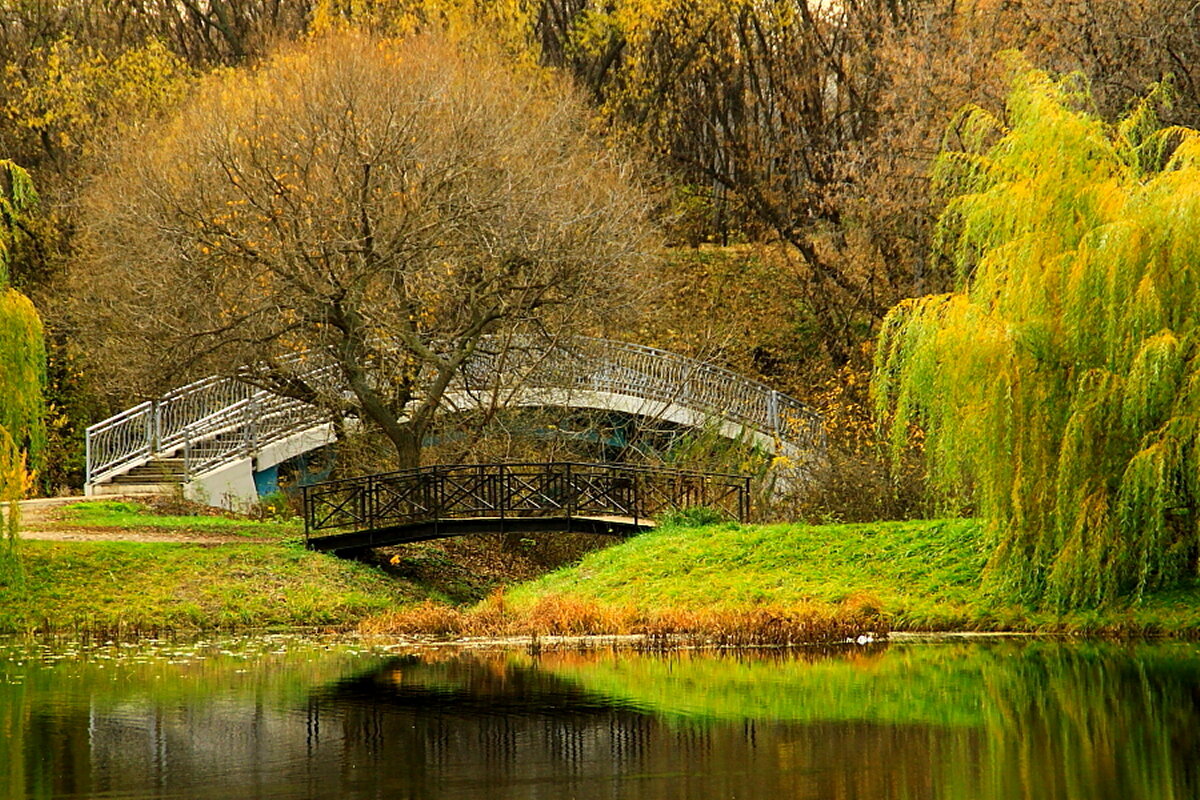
[85,400,153,435]
[302,461,752,544]
[86,337,824,487]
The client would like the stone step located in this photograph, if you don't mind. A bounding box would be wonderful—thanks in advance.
[108,475,183,485]
[111,465,184,479]
[123,459,185,472]
[116,464,184,473]
[117,465,185,475]
[90,482,175,497]
[99,458,187,487]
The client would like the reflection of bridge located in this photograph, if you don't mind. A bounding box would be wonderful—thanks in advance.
[85,337,823,506]
[304,462,749,554]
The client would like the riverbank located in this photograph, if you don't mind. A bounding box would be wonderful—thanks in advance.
[8,500,1200,637]
[491,519,1200,636]
[0,498,429,633]
[0,540,428,634]
[363,518,1200,637]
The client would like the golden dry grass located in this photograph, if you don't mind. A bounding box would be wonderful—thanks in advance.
[358,591,888,646]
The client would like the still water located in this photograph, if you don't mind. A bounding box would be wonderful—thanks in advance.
[2,634,1199,799]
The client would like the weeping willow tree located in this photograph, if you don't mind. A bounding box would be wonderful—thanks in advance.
[0,159,45,550]
[872,60,1200,608]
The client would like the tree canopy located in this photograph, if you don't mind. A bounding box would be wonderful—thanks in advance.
[0,159,45,519]
[77,30,655,468]
[873,61,1200,606]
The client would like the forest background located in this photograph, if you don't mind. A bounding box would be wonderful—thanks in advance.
[3,0,1199,523]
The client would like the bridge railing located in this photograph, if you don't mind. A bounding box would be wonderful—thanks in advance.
[87,336,823,487]
[178,395,330,477]
[86,382,328,485]
[302,462,751,542]
[525,339,824,452]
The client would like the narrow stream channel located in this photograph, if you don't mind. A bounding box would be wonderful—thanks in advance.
[2,635,1197,799]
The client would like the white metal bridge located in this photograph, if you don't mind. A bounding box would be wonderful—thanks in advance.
[85,337,824,503]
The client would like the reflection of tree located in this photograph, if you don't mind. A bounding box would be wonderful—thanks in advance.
[979,642,1200,800]
[0,638,388,800]
[5,643,1200,799]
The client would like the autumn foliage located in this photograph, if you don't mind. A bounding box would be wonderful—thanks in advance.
[76,29,653,468]
[0,1,1198,610]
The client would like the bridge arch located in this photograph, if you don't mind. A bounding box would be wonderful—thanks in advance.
[85,337,824,506]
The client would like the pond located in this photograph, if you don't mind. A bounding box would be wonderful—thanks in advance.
[2,634,1198,799]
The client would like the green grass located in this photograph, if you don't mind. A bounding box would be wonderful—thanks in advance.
[508,519,991,628]
[504,519,1200,634]
[0,540,424,633]
[20,508,1200,636]
[55,500,301,538]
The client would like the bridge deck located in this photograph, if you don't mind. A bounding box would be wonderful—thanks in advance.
[307,514,653,554]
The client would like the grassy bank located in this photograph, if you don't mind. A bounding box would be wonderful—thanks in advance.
[487,519,1200,636]
[0,540,426,634]
[497,519,989,630]
[16,501,1200,638]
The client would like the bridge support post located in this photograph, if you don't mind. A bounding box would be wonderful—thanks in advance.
[632,471,640,528]
[366,473,377,533]
[245,398,260,456]
[144,405,155,458]
[497,463,506,527]
[768,390,780,438]
[565,462,574,523]
[150,400,162,455]
[302,483,311,545]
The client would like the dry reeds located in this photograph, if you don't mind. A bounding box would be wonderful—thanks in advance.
[635,604,878,649]
[358,591,889,649]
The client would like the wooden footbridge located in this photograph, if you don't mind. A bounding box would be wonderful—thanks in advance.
[303,461,749,554]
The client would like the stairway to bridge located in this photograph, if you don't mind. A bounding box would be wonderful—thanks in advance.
[303,461,749,555]
[85,337,824,507]
[91,458,186,496]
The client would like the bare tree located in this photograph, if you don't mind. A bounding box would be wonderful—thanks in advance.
[75,30,656,468]
[526,0,933,366]
[0,1,313,68]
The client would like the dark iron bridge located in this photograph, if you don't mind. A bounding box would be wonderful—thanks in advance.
[302,462,750,554]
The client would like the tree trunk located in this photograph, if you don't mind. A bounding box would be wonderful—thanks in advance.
[390,424,422,471]
[341,367,424,470]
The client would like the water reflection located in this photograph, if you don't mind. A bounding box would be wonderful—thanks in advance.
[2,637,1199,799]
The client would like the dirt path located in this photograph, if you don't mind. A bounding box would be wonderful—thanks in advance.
[11,496,278,545]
